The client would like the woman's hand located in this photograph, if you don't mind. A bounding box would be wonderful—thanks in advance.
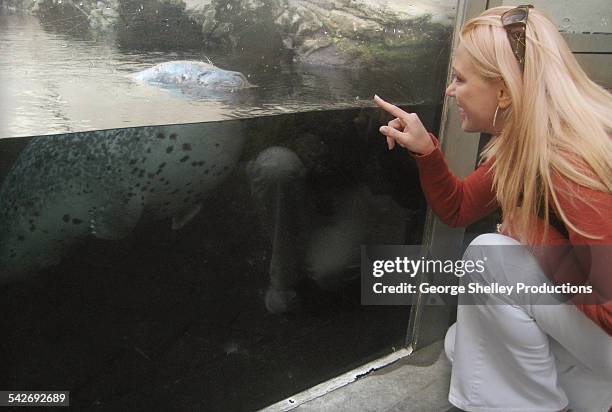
[373,95,435,155]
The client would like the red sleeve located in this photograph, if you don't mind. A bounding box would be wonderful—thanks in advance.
[413,134,612,334]
[413,134,498,227]
[553,173,612,335]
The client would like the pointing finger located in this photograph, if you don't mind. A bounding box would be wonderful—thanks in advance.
[373,95,410,120]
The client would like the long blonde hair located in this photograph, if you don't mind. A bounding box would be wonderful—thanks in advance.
[460,7,612,243]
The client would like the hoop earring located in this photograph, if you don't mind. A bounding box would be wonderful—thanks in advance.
[492,105,500,130]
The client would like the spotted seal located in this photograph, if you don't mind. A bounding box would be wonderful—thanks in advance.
[0,121,245,280]
[131,60,255,100]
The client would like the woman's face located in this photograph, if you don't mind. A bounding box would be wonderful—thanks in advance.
[446,44,503,134]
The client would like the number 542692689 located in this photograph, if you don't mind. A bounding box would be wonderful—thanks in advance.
[1,391,69,406]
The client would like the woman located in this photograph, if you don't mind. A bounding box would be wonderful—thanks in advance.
[375,5,611,412]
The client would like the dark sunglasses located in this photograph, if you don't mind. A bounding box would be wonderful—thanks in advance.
[501,5,534,72]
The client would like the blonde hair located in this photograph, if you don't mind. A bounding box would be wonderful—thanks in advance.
[460,6,612,243]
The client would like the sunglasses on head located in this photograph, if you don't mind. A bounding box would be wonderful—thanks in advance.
[501,4,534,72]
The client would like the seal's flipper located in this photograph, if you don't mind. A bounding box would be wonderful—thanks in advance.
[89,198,144,240]
[171,204,202,230]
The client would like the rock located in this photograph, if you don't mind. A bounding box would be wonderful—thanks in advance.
[23,0,453,70]
[328,9,383,38]
[199,0,453,69]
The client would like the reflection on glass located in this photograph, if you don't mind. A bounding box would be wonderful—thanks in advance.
[0,0,456,137]
[0,106,437,409]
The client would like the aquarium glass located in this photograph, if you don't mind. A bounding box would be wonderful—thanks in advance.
[0,0,458,409]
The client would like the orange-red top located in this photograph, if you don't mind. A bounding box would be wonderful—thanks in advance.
[414,135,612,335]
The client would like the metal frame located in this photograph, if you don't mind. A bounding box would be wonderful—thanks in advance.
[260,347,413,412]
[404,0,487,352]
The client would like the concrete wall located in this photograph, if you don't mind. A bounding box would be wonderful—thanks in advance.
[493,0,612,88]
[499,0,611,34]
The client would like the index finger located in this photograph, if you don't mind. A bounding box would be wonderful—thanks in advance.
[373,95,410,119]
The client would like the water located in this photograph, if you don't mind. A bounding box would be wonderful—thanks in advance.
[0,11,446,138]
[0,106,437,409]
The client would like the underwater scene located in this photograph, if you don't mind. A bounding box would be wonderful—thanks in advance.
[0,106,440,409]
[1,0,456,409]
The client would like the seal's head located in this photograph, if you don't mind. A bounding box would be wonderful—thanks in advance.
[197,69,255,90]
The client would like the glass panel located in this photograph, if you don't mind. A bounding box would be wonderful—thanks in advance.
[1,104,442,409]
[0,0,457,138]
[499,0,612,34]
[1,0,457,408]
